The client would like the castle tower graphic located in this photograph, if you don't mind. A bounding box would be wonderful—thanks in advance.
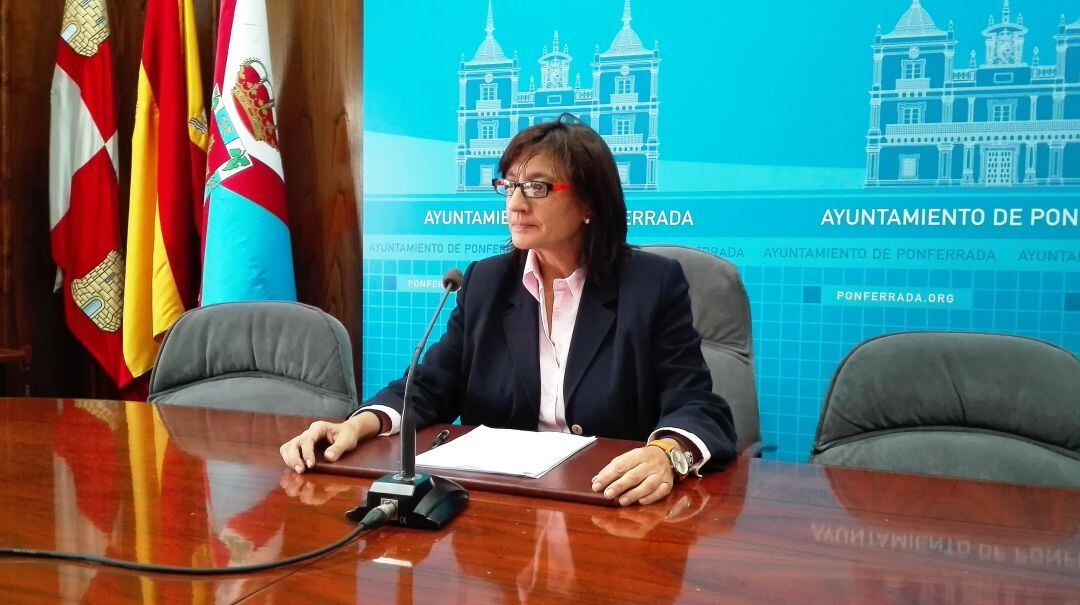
[59,0,110,58]
[866,0,1080,187]
[71,250,124,333]
[456,0,661,191]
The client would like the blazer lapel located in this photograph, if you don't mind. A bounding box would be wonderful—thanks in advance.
[563,275,618,405]
[502,282,540,417]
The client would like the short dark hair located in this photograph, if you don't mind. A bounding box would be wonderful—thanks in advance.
[499,113,629,284]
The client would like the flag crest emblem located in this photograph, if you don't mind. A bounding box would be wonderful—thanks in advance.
[231,58,278,148]
[71,250,124,333]
[60,0,109,57]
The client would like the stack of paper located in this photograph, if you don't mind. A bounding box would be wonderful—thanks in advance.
[414,425,597,479]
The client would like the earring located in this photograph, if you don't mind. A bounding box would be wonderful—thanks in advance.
[584,217,591,224]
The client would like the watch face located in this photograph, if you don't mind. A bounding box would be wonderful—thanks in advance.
[671,450,690,476]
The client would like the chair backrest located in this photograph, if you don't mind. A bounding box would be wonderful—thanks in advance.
[812,331,1080,488]
[149,301,357,418]
[642,245,760,454]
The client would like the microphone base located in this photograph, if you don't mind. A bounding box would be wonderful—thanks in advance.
[346,472,469,530]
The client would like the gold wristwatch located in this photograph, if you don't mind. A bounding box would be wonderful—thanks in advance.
[647,439,691,479]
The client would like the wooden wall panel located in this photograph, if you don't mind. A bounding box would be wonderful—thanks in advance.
[0,0,363,396]
[268,0,363,382]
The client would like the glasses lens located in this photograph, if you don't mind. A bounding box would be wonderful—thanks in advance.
[522,181,549,198]
[493,179,509,196]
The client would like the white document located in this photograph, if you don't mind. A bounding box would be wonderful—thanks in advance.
[415,425,597,479]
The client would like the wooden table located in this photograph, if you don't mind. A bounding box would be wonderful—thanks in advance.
[1,397,1078,604]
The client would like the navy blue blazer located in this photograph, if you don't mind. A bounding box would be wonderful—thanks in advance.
[360,249,737,470]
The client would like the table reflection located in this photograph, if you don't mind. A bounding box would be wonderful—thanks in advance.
[590,480,713,539]
[821,464,1080,594]
[445,467,742,605]
[52,401,124,603]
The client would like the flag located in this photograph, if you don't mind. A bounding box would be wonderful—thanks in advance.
[202,0,296,304]
[124,0,209,379]
[49,0,133,388]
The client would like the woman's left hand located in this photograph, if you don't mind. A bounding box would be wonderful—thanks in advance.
[591,446,674,506]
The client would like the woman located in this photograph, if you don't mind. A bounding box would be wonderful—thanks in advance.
[281,114,736,506]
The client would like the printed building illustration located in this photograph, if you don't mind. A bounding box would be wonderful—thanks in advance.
[456,0,660,191]
[867,0,1080,186]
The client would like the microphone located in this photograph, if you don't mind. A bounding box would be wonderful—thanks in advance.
[347,268,469,530]
[401,268,463,479]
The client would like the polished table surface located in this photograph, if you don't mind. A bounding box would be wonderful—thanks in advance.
[1,397,1078,604]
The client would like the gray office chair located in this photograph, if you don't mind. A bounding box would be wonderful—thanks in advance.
[642,245,762,455]
[149,301,358,418]
[812,331,1080,488]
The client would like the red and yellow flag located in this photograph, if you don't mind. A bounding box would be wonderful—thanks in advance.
[124,0,209,378]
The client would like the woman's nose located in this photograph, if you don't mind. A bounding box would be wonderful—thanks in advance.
[505,188,529,212]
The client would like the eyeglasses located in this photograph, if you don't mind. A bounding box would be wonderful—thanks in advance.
[492,178,573,199]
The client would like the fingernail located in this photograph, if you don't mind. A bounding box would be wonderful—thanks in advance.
[592,482,601,491]
[604,488,613,498]
[619,497,628,506]
[294,465,303,473]
[305,459,313,467]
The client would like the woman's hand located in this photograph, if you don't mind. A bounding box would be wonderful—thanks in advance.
[590,444,675,506]
[279,412,380,473]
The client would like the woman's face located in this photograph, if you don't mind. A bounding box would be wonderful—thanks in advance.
[504,152,588,258]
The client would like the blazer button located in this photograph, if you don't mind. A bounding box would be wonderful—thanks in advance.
[571,424,583,435]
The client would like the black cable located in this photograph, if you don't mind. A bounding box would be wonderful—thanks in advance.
[0,501,396,576]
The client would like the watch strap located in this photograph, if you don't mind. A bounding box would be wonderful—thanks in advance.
[647,439,676,454]
[648,439,689,479]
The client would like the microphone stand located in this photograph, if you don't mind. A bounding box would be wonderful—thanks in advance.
[398,282,453,482]
[347,270,469,530]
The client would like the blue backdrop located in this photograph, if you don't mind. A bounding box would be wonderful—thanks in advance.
[362,0,1080,461]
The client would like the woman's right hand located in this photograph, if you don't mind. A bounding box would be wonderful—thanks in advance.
[279,412,380,473]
